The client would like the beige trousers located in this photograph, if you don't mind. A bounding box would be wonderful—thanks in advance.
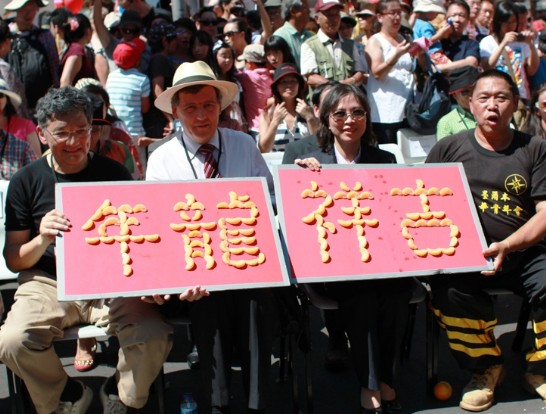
[0,270,173,414]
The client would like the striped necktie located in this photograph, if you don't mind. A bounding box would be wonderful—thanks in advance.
[198,144,220,178]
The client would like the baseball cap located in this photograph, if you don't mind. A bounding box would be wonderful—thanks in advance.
[113,38,146,70]
[314,0,344,13]
[236,44,266,63]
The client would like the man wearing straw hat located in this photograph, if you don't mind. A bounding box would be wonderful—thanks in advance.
[148,61,275,413]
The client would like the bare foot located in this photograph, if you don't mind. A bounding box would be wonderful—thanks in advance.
[361,387,381,410]
[74,338,97,372]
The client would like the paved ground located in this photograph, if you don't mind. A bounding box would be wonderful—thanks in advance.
[1,283,546,413]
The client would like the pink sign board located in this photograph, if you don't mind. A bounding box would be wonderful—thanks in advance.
[274,164,491,283]
[56,179,289,300]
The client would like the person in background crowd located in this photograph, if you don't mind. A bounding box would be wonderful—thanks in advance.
[0,79,41,156]
[213,41,247,131]
[93,2,151,74]
[106,38,151,170]
[60,14,97,87]
[264,35,297,74]
[145,22,178,140]
[236,43,272,140]
[190,30,215,65]
[354,7,375,46]
[194,6,220,40]
[524,84,546,139]
[436,0,480,74]
[264,0,283,32]
[479,0,538,105]
[272,0,312,70]
[7,0,60,113]
[76,78,144,178]
[531,30,546,92]
[0,19,29,119]
[224,18,249,65]
[49,7,72,55]
[117,0,156,34]
[465,0,482,40]
[436,65,478,140]
[259,63,317,152]
[367,0,414,144]
[300,0,367,93]
[173,18,196,64]
[339,12,357,40]
[514,2,531,33]
[476,0,494,37]
[0,81,36,179]
[412,0,453,65]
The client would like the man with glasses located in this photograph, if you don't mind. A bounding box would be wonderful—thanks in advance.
[0,86,172,414]
[436,0,480,74]
[300,0,367,91]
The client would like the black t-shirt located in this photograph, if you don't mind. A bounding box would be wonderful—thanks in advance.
[5,154,132,277]
[426,129,546,244]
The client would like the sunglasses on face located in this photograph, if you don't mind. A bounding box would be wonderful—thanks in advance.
[199,20,218,26]
[224,31,240,38]
[121,27,140,35]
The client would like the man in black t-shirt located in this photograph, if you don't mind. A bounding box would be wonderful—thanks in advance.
[426,70,546,412]
[0,87,173,414]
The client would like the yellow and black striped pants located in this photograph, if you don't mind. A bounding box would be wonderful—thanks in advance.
[429,246,546,374]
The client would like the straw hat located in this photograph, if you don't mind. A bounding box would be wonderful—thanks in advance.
[0,79,22,108]
[155,61,239,114]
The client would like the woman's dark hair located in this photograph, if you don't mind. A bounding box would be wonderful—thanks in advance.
[317,84,376,150]
[212,42,237,81]
[2,95,17,118]
[264,36,296,66]
[63,13,92,44]
[78,82,122,123]
[492,1,519,40]
[271,64,305,104]
[446,0,470,17]
[228,18,251,44]
[376,0,401,16]
[190,30,214,65]
[50,7,72,30]
[0,19,12,43]
[524,83,546,139]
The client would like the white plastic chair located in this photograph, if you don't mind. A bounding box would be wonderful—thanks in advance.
[378,143,406,164]
[396,128,437,164]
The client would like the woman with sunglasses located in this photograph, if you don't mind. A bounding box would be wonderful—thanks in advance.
[60,14,97,87]
[366,0,415,145]
[295,83,412,414]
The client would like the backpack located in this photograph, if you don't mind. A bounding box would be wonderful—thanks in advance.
[405,62,451,135]
[9,28,53,110]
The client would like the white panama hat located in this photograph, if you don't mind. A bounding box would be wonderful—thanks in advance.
[154,61,239,114]
[0,79,22,108]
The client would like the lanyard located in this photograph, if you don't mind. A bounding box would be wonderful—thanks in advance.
[180,130,223,179]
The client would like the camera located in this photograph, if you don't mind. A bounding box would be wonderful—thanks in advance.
[517,33,525,41]
[447,18,453,26]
